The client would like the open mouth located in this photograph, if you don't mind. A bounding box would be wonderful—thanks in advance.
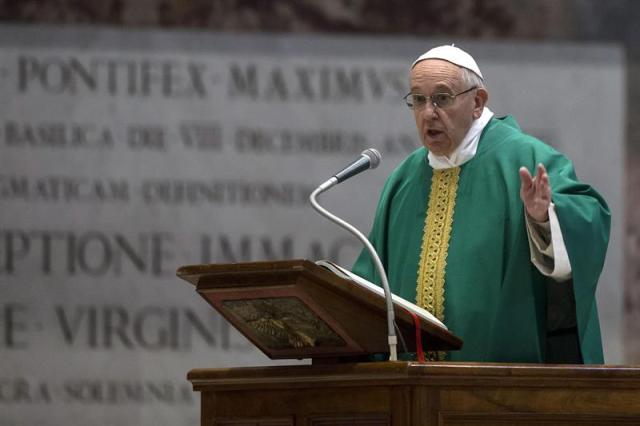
[427,129,444,138]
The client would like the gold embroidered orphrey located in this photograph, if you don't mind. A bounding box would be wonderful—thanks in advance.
[416,167,460,324]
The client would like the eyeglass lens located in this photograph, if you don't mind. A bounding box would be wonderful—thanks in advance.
[407,93,454,109]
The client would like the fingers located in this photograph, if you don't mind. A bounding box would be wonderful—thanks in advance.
[520,163,552,202]
[519,166,533,189]
[518,163,552,221]
[534,163,551,199]
[521,164,549,188]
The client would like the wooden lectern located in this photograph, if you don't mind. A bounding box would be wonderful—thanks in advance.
[178,260,640,425]
[177,259,461,361]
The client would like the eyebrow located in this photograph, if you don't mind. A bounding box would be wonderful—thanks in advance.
[432,83,455,92]
[410,83,455,93]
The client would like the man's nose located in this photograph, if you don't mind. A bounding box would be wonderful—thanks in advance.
[420,101,438,118]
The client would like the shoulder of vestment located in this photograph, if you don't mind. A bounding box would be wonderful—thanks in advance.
[479,115,568,165]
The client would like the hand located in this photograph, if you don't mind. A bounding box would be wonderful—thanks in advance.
[519,163,551,222]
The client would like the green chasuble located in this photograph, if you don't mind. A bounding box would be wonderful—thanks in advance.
[352,116,610,363]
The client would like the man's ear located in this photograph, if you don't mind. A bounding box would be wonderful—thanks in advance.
[473,88,489,119]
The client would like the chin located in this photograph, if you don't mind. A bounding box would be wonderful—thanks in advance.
[424,143,451,157]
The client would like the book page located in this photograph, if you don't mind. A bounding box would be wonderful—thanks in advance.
[316,260,447,330]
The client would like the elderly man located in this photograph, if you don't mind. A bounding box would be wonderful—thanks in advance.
[352,45,610,363]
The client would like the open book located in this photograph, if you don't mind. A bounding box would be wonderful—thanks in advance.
[315,260,447,330]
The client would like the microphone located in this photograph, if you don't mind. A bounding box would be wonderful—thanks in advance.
[318,148,382,191]
[309,148,398,361]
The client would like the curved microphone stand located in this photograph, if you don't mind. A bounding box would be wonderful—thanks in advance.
[309,176,398,361]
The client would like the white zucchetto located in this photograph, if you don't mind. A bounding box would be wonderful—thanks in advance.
[412,45,483,79]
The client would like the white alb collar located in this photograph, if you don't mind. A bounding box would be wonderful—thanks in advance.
[428,107,494,170]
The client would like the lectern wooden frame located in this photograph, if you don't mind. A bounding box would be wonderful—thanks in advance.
[177,259,462,361]
[187,361,640,426]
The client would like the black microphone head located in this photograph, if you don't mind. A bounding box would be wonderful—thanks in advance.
[361,148,382,169]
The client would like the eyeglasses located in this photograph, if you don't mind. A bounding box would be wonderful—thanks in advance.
[403,86,477,110]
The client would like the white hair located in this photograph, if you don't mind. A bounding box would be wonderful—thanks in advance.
[460,67,485,90]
